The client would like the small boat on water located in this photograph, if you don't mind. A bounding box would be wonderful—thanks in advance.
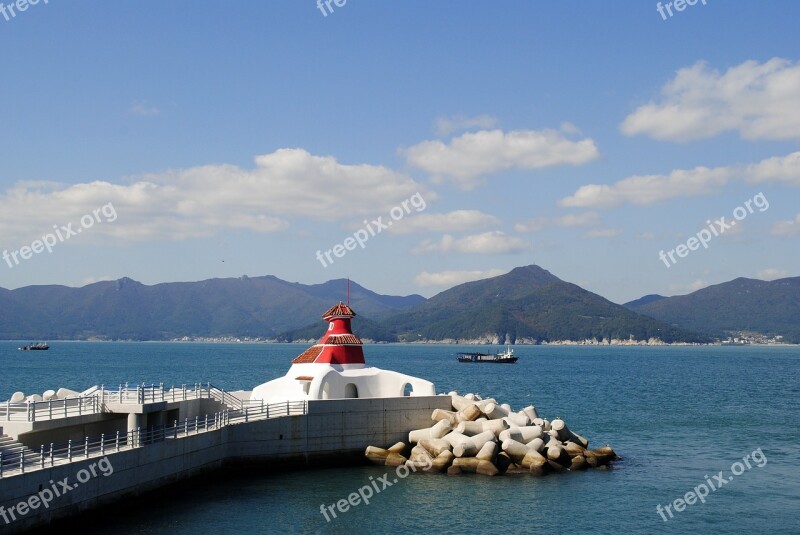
[18,342,49,351]
[457,346,517,364]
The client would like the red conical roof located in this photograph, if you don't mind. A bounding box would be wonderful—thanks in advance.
[322,302,356,319]
[292,303,365,365]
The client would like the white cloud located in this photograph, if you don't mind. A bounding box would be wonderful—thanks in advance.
[515,212,601,233]
[413,231,529,255]
[514,218,548,233]
[746,151,800,186]
[130,101,160,116]
[388,210,500,235]
[434,114,498,136]
[414,269,507,288]
[404,129,600,188]
[0,148,430,243]
[560,122,582,135]
[556,212,601,228]
[560,166,730,208]
[584,228,621,239]
[771,213,800,236]
[757,268,790,281]
[621,58,800,141]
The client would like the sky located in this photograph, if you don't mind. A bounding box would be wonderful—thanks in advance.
[0,1,798,304]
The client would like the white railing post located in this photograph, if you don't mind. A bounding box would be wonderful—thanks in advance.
[194,416,199,434]
[40,445,45,468]
[84,436,89,458]
[49,443,54,466]
[137,427,142,447]
[116,431,120,452]
[100,434,105,455]
[20,449,24,473]
[184,418,188,436]
[67,439,72,462]
[174,420,178,439]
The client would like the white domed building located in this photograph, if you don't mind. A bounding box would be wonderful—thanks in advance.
[251,303,436,403]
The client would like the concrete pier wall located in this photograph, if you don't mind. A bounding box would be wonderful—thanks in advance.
[0,395,450,533]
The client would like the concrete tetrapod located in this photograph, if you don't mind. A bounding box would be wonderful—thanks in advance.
[418,438,452,457]
[475,441,498,462]
[451,457,499,476]
[454,404,482,423]
[499,425,543,443]
[521,405,539,422]
[551,418,589,448]
[431,409,459,426]
[387,442,406,454]
[365,446,390,465]
[456,419,507,437]
[450,394,475,412]
[502,413,531,427]
[366,391,617,478]
[409,419,452,443]
[453,430,496,458]
[430,450,455,473]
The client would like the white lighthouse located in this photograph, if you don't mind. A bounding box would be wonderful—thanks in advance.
[251,302,435,403]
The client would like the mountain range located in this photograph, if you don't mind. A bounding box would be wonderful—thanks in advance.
[624,277,800,343]
[1,266,796,343]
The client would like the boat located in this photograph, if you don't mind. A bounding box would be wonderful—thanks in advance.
[457,346,517,364]
[18,342,49,351]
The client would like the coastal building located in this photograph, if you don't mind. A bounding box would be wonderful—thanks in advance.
[0,303,445,532]
[252,302,435,403]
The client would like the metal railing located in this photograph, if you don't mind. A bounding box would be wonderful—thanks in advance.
[0,399,307,479]
[0,383,249,422]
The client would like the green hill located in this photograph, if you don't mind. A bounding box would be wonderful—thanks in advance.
[382,266,707,343]
[625,277,800,342]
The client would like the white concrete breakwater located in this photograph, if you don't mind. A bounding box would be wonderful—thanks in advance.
[365,392,619,476]
[0,395,450,533]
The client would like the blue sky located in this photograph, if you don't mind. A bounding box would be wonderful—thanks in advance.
[1,1,798,303]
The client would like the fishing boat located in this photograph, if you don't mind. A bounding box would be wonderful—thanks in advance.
[457,346,517,364]
[18,342,49,351]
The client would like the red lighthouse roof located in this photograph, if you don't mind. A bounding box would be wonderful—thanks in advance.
[291,302,365,365]
[322,302,356,320]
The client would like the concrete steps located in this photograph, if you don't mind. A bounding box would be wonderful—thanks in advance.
[0,434,39,466]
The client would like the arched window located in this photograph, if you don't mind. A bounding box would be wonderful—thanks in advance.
[344,383,358,398]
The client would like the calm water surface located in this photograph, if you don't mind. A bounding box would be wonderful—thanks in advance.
[2,342,798,534]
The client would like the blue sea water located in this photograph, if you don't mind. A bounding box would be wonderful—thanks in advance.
[1,342,798,534]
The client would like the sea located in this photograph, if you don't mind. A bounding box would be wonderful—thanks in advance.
[1,342,798,534]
